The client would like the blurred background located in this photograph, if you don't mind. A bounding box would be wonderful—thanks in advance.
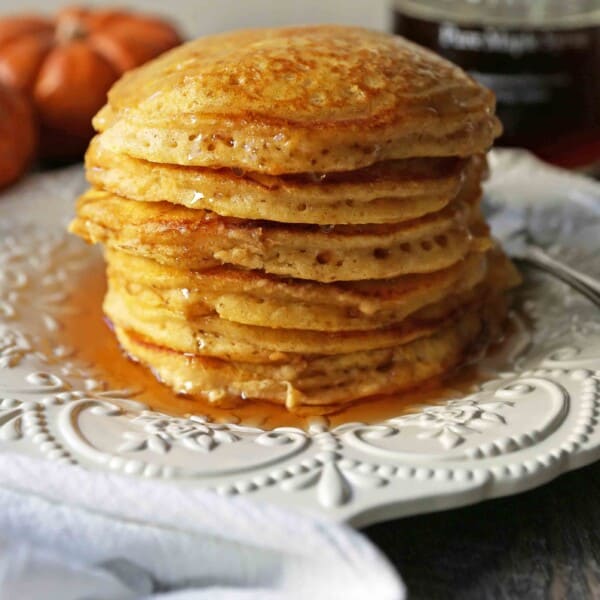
[0,0,389,34]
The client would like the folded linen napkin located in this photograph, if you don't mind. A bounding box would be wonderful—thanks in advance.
[0,452,405,600]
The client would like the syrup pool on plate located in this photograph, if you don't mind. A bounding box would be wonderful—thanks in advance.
[62,260,520,431]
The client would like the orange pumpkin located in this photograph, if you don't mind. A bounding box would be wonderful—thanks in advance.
[0,7,181,160]
[0,83,36,189]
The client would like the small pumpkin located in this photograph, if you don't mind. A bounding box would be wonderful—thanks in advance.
[0,7,181,160]
[0,83,36,189]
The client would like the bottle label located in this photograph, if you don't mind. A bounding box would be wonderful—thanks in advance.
[394,12,600,163]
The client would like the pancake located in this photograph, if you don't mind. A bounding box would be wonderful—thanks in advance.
[104,242,517,358]
[71,184,490,282]
[86,135,471,225]
[68,25,517,415]
[104,247,495,331]
[104,277,489,360]
[93,26,501,174]
[106,288,440,360]
[113,300,505,413]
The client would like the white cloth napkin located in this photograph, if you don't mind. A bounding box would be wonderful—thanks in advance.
[0,452,405,600]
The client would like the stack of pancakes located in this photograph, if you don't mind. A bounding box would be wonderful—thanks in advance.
[70,26,520,414]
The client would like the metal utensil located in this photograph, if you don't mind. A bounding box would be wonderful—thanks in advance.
[486,203,600,308]
[504,230,600,308]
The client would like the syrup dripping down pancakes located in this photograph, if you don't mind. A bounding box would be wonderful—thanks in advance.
[70,25,520,414]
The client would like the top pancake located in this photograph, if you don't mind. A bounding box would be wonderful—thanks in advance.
[93,26,501,174]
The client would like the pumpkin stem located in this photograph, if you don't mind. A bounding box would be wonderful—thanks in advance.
[55,14,88,43]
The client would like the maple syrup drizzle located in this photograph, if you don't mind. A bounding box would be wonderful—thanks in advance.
[62,263,504,430]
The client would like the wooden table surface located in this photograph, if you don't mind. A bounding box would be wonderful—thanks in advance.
[364,462,600,599]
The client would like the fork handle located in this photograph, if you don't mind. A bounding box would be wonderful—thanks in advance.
[513,257,600,308]
[525,245,600,295]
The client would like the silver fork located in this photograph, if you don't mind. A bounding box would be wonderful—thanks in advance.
[505,228,600,308]
[486,201,600,308]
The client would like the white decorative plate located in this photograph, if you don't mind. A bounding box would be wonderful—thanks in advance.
[1,150,599,527]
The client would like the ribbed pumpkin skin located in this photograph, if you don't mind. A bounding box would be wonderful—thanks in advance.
[0,83,36,188]
[0,7,181,159]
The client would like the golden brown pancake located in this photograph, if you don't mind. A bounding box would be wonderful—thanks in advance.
[86,135,471,225]
[103,244,517,359]
[71,183,490,282]
[113,301,505,413]
[104,247,495,331]
[104,278,486,359]
[93,26,501,174]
